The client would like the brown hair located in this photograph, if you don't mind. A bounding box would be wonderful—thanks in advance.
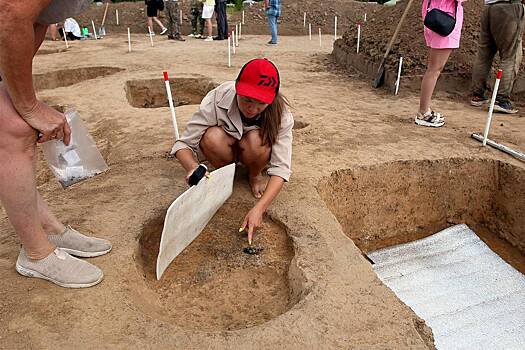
[259,93,290,146]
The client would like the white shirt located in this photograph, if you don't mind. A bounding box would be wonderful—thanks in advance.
[64,18,82,38]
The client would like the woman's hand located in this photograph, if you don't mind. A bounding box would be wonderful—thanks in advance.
[240,205,264,245]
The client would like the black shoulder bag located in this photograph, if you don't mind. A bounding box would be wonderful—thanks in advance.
[423,0,457,37]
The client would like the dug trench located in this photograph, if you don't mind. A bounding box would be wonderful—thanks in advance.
[34,66,124,91]
[318,158,525,273]
[125,76,218,108]
[135,200,305,332]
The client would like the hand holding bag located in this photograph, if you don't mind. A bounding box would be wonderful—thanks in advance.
[423,0,457,37]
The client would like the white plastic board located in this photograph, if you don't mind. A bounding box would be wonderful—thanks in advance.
[156,163,235,280]
[369,224,525,350]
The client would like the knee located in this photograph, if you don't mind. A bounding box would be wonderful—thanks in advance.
[200,126,227,152]
[239,130,270,158]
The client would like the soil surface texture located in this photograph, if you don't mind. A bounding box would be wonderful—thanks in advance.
[0,1,524,349]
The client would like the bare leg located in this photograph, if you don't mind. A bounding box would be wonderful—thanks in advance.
[206,18,212,37]
[200,126,236,167]
[147,17,154,32]
[238,130,271,199]
[419,48,453,114]
[0,85,54,259]
[153,17,166,32]
[37,193,66,235]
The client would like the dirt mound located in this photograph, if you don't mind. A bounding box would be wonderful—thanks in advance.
[339,1,523,77]
[75,1,377,36]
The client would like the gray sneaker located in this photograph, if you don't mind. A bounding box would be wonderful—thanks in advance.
[16,248,103,288]
[48,226,112,258]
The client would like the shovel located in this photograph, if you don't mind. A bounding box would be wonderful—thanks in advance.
[99,2,109,37]
[372,0,415,88]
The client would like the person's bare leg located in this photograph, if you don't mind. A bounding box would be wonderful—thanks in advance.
[419,48,453,114]
[200,126,236,167]
[37,193,66,235]
[153,17,165,32]
[238,130,271,199]
[206,18,212,37]
[147,17,154,32]
[0,85,54,259]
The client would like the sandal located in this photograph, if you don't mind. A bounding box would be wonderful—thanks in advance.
[415,110,445,128]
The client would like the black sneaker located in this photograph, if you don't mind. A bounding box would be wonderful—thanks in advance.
[494,100,518,114]
[213,36,225,41]
[470,94,489,107]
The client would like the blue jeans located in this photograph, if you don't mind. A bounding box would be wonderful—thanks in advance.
[267,14,278,44]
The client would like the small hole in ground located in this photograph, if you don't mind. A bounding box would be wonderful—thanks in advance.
[136,201,302,331]
[125,76,218,108]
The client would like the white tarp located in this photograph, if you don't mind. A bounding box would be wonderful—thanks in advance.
[156,163,235,280]
[369,224,525,350]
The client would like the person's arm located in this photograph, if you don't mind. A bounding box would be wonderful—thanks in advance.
[240,108,294,243]
[240,175,284,244]
[0,1,71,144]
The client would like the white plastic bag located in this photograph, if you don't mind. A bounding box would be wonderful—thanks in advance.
[42,110,109,188]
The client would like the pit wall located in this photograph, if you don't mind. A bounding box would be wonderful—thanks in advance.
[331,40,525,96]
[317,158,525,255]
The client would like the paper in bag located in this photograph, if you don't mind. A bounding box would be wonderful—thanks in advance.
[42,110,109,188]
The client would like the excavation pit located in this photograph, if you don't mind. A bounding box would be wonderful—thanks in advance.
[34,66,124,91]
[318,158,525,271]
[136,201,302,331]
[125,76,218,108]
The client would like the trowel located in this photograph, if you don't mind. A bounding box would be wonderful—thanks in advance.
[156,163,236,280]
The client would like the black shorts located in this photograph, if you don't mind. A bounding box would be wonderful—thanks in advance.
[147,3,161,17]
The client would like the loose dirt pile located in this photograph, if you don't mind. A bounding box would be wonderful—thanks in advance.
[76,1,378,36]
[340,0,524,77]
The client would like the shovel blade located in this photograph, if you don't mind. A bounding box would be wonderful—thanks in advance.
[372,63,385,88]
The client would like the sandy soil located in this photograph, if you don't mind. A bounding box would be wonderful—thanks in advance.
[0,7,524,349]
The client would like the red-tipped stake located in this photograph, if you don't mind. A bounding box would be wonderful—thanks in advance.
[395,57,403,95]
[319,28,322,47]
[116,9,119,25]
[303,12,306,27]
[163,71,180,140]
[232,30,236,54]
[483,69,503,146]
[309,23,312,41]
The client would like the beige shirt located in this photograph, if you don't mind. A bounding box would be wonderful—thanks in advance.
[37,0,91,24]
[171,81,293,181]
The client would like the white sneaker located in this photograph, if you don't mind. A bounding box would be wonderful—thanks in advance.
[16,248,103,288]
[188,33,195,37]
[147,32,156,36]
[47,225,112,258]
[160,28,168,35]
[204,36,213,42]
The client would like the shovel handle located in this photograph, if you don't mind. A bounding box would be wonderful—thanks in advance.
[382,0,415,60]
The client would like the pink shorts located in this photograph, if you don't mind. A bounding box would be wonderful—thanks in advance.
[422,0,464,49]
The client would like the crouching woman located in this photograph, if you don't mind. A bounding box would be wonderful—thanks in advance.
[171,58,293,243]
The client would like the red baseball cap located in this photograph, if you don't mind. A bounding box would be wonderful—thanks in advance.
[235,58,280,104]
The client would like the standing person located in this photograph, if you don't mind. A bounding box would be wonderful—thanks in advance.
[415,0,465,127]
[0,0,112,288]
[145,0,168,35]
[164,0,185,41]
[265,0,281,45]
[171,58,293,243]
[189,0,205,38]
[213,0,228,40]
[470,0,525,114]
[202,0,215,41]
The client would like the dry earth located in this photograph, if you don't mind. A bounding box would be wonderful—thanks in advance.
[1,1,524,349]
